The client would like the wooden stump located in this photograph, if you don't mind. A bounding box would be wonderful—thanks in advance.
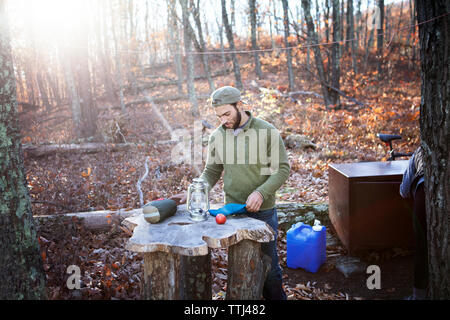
[180,252,212,300]
[142,251,212,300]
[125,206,275,300]
[226,240,272,300]
[142,251,181,300]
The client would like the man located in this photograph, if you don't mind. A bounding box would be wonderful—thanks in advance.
[171,86,290,300]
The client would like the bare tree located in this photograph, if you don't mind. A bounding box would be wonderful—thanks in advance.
[347,0,358,74]
[180,0,199,116]
[301,0,332,106]
[0,0,47,299]
[221,0,243,90]
[167,0,184,94]
[109,0,126,113]
[330,0,341,106]
[377,0,385,76]
[190,0,215,93]
[97,0,116,103]
[216,17,227,69]
[416,0,450,299]
[281,0,295,92]
[249,0,263,79]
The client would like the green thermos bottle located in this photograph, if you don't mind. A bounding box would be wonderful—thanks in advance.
[142,199,177,223]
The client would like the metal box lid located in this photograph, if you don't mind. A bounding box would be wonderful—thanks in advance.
[329,160,409,180]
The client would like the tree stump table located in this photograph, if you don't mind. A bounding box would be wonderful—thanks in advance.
[123,205,275,300]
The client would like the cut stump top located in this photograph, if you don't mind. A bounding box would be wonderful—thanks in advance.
[124,205,275,256]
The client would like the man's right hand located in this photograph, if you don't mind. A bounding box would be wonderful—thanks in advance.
[169,192,187,205]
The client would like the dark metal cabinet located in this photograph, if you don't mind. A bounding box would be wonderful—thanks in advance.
[328,161,414,253]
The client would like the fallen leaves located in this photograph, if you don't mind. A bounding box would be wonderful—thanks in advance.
[81,167,92,178]
[39,217,143,300]
[285,281,350,300]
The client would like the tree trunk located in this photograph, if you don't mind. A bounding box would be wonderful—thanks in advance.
[340,0,344,56]
[180,0,199,116]
[347,0,358,74]
[416,0,450,299]
[15,62,26,102]
[109,1,126,113]
[364,24,375,70]
[356,0,362,47]
[281,0,295,92]
[142,251,182,299]
[61,52,82,134]
[221,0,243,90]
[249,0,263,79]
[0,1,47,299]
[408,0,417,66]
[25,66,36,107]
[180,253,212,300]
[74,49,98,139]
[167,0,184,94]
[36,70,51,112]
[125,0,139,95]
[70,1,98,139]
[268,0,276,51]
[99,0,117,104]
[217,18,227,69]
[226,240,271,300]
[325,0,331,71]
[301,0,332,107]
[385,4,391,42]
[330,0,341,106]
[377,0,385,77]
[45,70,61,108]
[230,0,236,29]
[190,0,215,93]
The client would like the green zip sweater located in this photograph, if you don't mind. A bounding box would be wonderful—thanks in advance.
[200,111,290,211]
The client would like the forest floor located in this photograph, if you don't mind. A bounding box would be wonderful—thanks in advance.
[21,50,421,300]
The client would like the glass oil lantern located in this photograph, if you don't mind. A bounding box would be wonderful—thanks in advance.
[186,178,209,221]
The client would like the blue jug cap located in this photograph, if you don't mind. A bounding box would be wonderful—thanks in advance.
[312,219,323,231]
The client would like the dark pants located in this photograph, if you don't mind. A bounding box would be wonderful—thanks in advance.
[249,208,287,300]
[412,184,428,290]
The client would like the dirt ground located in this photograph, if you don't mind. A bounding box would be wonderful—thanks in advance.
[280,225,415,300]
[283,254,414,300]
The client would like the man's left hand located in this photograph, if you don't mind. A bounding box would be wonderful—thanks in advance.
[246,191,263,212]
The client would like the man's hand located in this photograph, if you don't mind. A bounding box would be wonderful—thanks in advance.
[246,191,264,212]
[169,192,187,205]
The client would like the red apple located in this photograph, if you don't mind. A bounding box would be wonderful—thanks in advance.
[215,214,226,224]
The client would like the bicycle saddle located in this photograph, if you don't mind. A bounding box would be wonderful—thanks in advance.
[377,133,402,143]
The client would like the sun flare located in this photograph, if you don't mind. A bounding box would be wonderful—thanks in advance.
[9,0,92,45]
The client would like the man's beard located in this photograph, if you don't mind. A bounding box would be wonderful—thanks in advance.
[232,105,241,130]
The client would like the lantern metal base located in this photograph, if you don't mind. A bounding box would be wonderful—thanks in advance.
[188,210,208,222]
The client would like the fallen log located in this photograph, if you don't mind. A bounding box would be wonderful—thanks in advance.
[33,202,328,233]
[119,93,210,110]
[135,68,233,91]
[287,90,323,99]
[255,85,323,102]
[34,209,142,232]
[23,142,145,157]
[123,94,210,109]
[34,203,224,232]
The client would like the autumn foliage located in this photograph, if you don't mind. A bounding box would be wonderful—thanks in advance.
[15,1,423,300]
